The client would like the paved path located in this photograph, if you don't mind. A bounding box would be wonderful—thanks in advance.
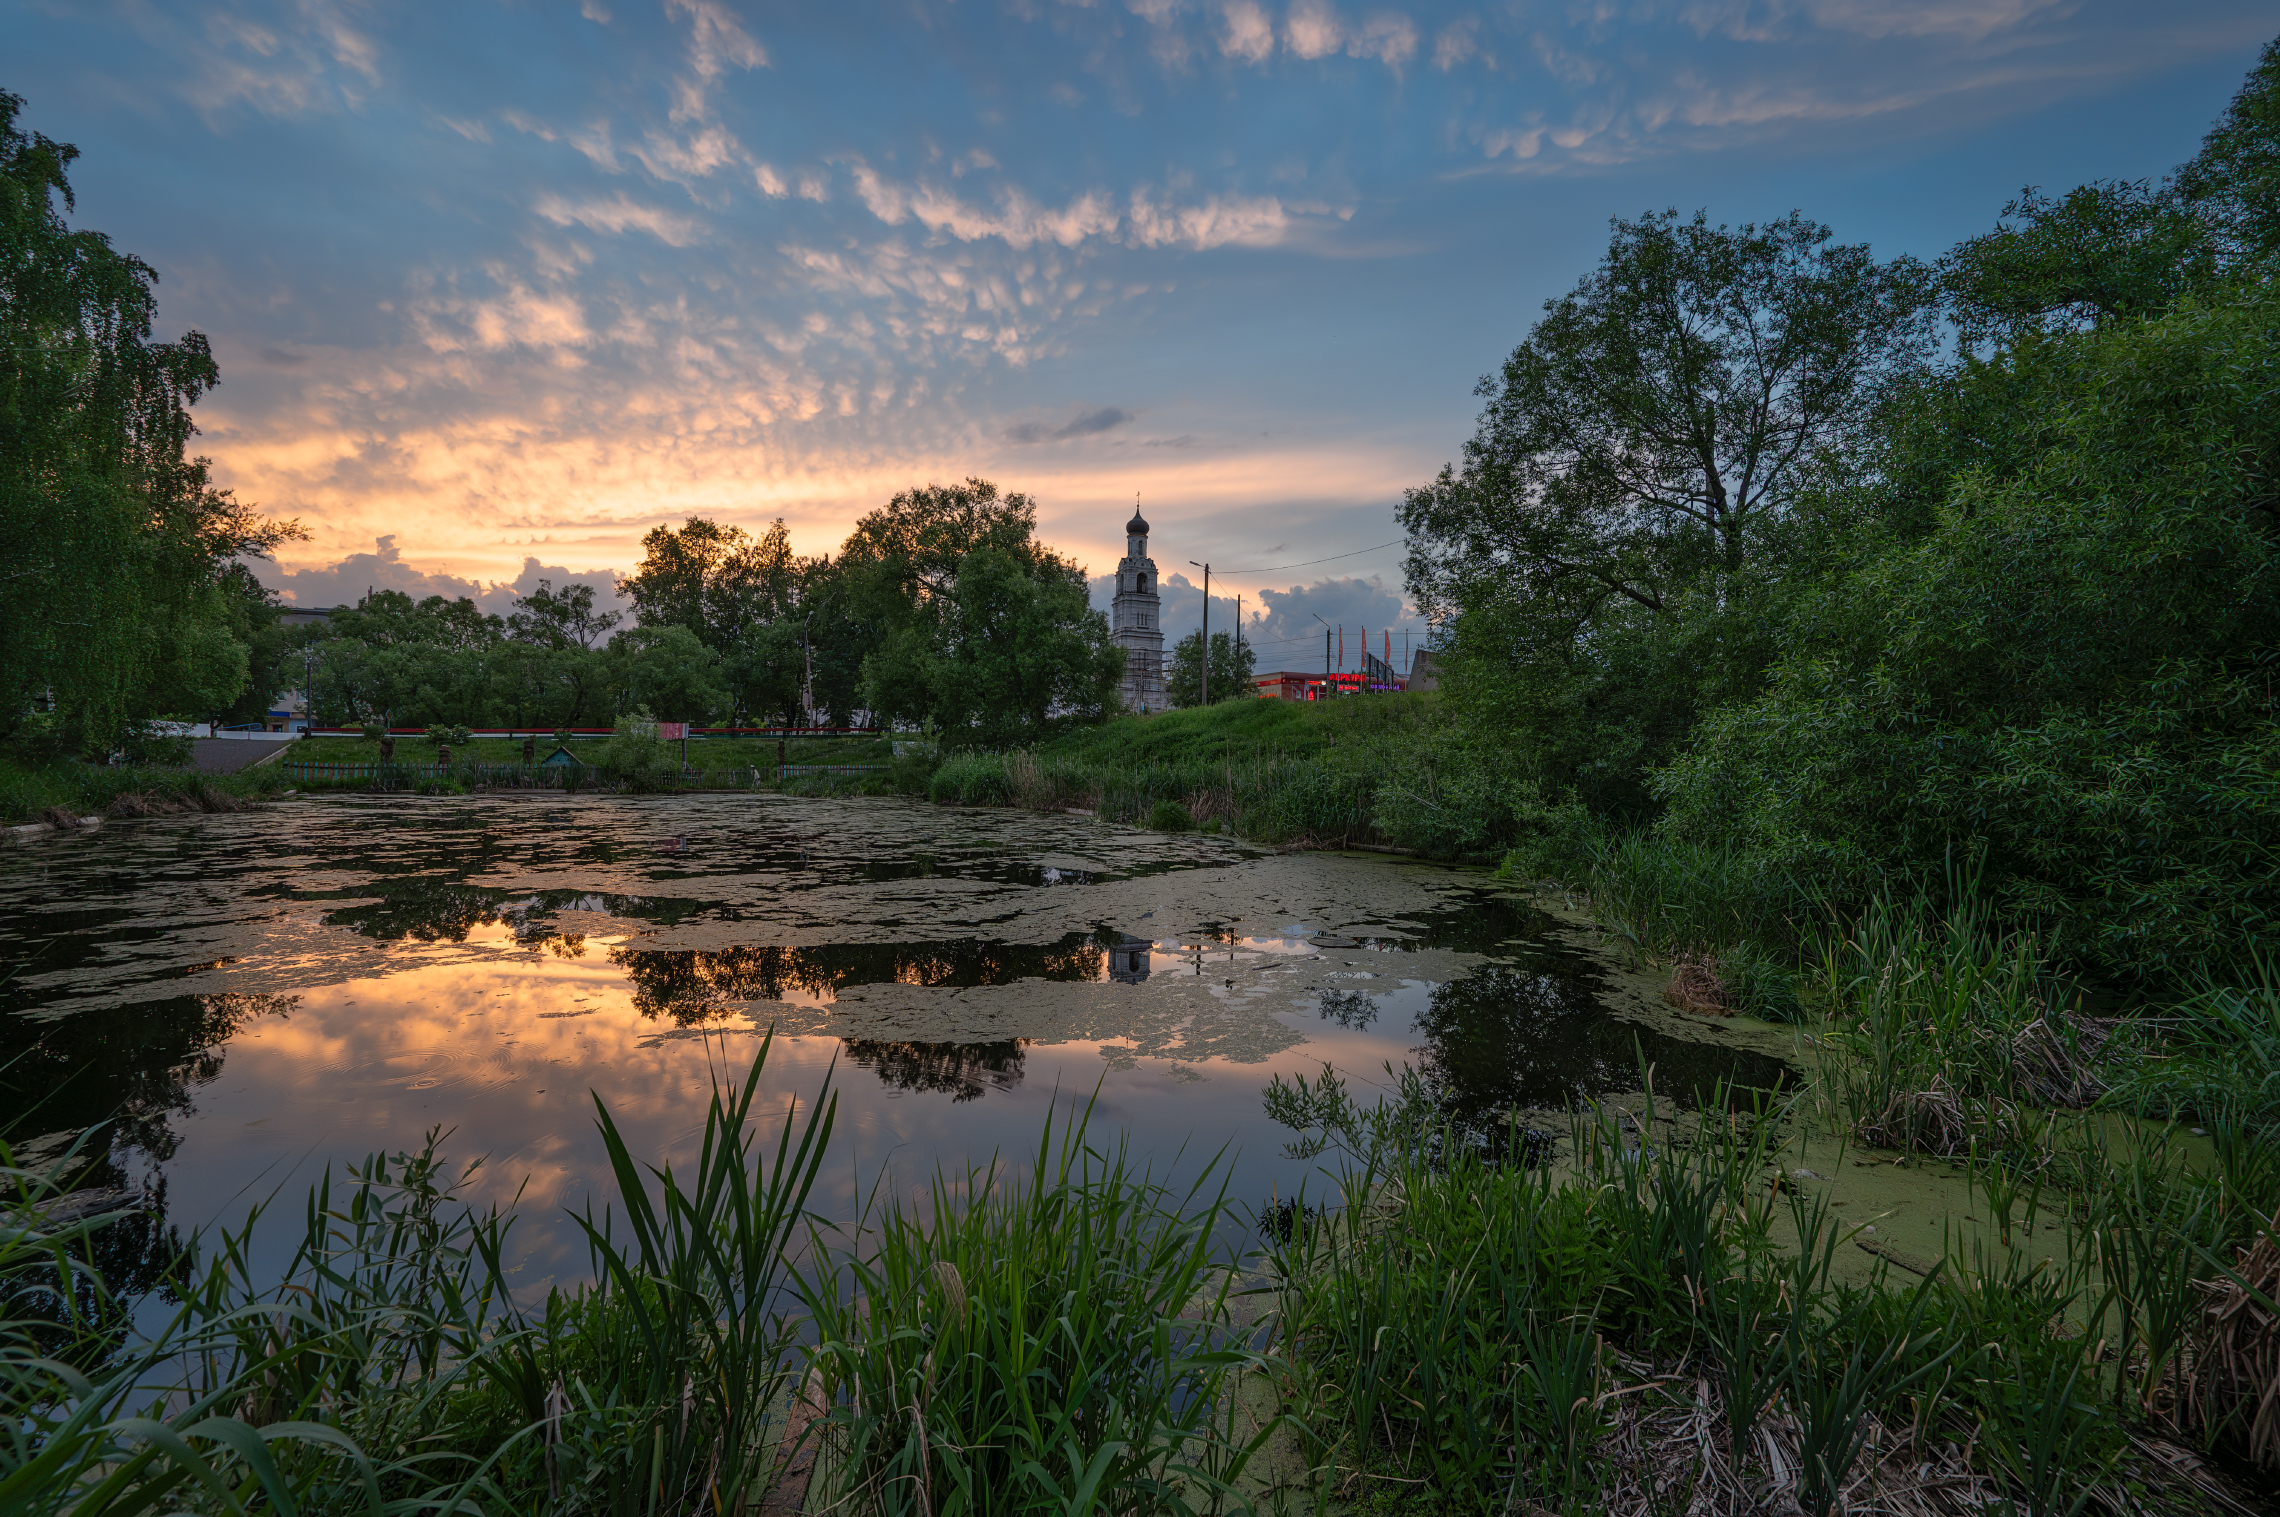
[189,739,288,774]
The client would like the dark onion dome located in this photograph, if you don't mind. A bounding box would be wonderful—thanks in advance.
[1127,510,1149,535]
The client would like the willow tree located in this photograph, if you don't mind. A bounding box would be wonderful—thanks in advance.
[1,90,298,750]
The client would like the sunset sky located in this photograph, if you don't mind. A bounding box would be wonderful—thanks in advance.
[9,0,2271,663]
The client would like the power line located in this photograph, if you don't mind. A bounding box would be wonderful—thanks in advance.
[1217,540,1403,576]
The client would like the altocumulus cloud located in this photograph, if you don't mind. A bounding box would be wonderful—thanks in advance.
[1005,408,1134,445]
[13,0,2264,594]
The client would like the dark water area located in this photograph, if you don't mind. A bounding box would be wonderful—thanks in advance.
[0,794,1788,1293]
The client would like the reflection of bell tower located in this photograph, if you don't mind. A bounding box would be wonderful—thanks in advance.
[1111,501,1164,712]
[1109,935,1152,984]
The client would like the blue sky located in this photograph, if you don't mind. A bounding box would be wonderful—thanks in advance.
[7,0,2272,666]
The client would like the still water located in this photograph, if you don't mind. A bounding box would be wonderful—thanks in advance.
[0,792,1787,1292]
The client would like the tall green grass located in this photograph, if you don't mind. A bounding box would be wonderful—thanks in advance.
[0,752,285,826]
[1257,1068,2265,1515]
[3,1043,832,1517]
[796,1103,1269,1514]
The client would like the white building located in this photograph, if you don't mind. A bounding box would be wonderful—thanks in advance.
[1110,506,1165,712]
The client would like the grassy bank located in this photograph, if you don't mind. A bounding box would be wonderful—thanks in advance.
[0,751,289,827]
[12,1034,2279,1515]
[912,695,1448,847]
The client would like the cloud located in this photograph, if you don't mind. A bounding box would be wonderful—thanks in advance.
[532,193,704,245]
[255,536,631,621]
[1285,0,1343,60]
[1218,1,1276,63]
[1004,406,1134,444]
[1087,571,1427,669]
[1432,17,1478,69]
[845,164,1303,252]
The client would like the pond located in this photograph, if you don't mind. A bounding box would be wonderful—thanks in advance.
[0,792,1790,1294]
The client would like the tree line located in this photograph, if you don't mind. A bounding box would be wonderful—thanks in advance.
[1402,35,2280,982]
[298,479,1125,742]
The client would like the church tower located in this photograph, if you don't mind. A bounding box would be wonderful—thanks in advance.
[1111,503,1164,711]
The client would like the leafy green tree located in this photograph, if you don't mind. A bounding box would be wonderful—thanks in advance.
[1165,630,1255,708]
[507,579,619,650]
[838,480,1120,740]
[1659,292,2280,983]
[2175,33,2280,262]
[307,590,505,727]
[1400,209,1935,812]
[0,89,300,750]
[606,624,728,725]
[620,518,796,652]
[861,548,1121,744]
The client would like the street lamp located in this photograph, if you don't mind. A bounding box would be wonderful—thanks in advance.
[1188,561,1210,705]
[1310,612,1331,695]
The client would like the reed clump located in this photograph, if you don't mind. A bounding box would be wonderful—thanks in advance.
[1256,1065,2280,1516]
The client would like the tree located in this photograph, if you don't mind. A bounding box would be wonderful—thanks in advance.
[620,518,796,652]
[607,624,728,725]
[836,478,1051,608]
[841,481,1121,740]
[1659,292,2280,983]
[1399,208,1936,811]
[2175,33,2280,262]
[1166,630,1255,708]
[508,579,620,650]
[0,89,301,750]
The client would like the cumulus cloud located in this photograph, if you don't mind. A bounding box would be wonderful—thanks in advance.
[255,536,632,620]
[1004,407,1134,444]
[1218,1,1276,62]
[1087,571,1427,670]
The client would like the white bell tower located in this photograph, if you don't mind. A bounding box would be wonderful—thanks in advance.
[1111,500,1164,711]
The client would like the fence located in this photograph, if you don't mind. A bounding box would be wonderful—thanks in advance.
[276,761,892,790]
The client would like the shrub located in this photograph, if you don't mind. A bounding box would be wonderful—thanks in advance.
[114,722,192,767]
[594,720,680,792]
[927,753,1012,805]
[1147,799,1193,832]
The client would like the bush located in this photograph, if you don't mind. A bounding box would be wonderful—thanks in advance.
[927,753,1012,806]
[1146,799,1193,832]
[114,722,192,767]
[593,719,680,792]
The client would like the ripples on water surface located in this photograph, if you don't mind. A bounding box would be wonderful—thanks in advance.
[0,793,1788,1288]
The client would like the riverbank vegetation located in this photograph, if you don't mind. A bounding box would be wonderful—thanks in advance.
[13,1026,2280,1515]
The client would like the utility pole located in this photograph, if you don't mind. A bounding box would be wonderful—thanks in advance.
[1235,594,1242,696]
[1188,560,1210,705]
[1311,612,1330,698]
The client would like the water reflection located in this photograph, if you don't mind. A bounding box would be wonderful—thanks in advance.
[319,881,704,943]
[1107,936,1151,984]
[611,938,1109,1024]
[2,992,297,1163]
[844,1039,1027,1103]
[1411,965,1790,1132]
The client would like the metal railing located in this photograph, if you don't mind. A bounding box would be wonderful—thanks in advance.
[275,761,892,789]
